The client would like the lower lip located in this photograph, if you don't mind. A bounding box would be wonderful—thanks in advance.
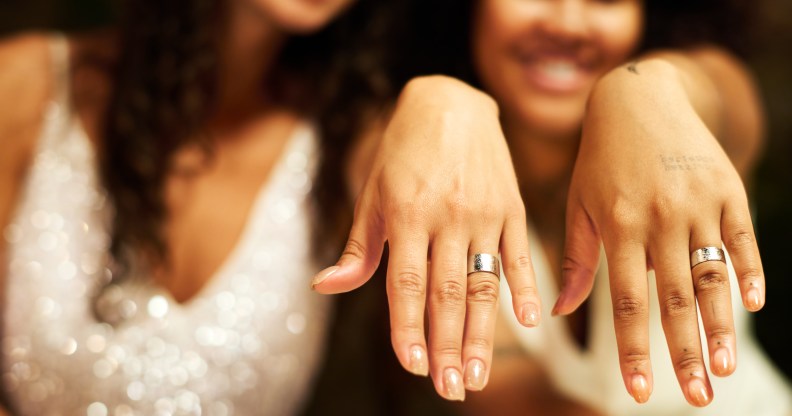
[521,62,592,94]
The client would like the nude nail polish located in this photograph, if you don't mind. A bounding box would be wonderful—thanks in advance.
[747,287,761,310]
[408,345,428,376]
[630,374,650,403]
[522,303,540,327]
[310,265,339,288]
[688,378,710,407]
[465,359,486,390]
[713,347,731,375]
[443,368,465,401]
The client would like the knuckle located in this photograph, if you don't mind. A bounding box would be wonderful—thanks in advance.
[660,291,694,319]
[392,319,424,338]
[562,255,595,277]
[706,324,733,342]
[389,268,426,298]
[674,349,702,373]
[343,237,367,260]
[613,295,646,322]
[621,349,651,368]
[695,271,729,293]
[516,285,539,298]
[432,280,466,306]
[726,230,754,250]
[466,276,500,305]
[608,199,643,233]
[507,253,533,273]
[739,266,763,283]
[464,335,492,351]
[431,341,462,358]
[391,199,422,223]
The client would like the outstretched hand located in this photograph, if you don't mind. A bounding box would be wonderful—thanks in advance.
[311,76,542,401]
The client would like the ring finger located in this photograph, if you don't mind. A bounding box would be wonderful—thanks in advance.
[651,225,713,407]
[462,238,502,392]
[689,226,736,377]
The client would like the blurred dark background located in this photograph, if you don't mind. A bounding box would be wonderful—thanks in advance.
[0,0,790,413]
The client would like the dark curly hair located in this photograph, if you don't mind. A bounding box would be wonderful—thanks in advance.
[390,0,760,88]
[100,0,399,287]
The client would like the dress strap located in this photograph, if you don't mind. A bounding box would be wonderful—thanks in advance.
[37,34,75,146]
[48,34,71,109]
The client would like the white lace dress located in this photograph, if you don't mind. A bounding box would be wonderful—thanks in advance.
[1,36,331,416]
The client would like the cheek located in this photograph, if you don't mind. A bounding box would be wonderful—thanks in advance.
[471,1,524,103]
[596,8,644,67]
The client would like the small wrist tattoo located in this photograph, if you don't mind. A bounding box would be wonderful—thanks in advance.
[659,154,715,172]
[626,61,640,75]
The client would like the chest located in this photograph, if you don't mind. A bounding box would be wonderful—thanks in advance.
[2,121,331,415]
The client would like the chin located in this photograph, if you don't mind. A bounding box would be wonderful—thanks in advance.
[245,0,351,34]
[514,97,588,138]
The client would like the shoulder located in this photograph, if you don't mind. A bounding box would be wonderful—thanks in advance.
[0,32,53,140]
[688,46,765,175]
[0,32,53,183]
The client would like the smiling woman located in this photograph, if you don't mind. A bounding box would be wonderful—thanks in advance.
[391,0,792,415]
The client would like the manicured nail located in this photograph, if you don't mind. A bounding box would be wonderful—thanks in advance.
[408,345,429,376]
[746,287,761,311]
[630,374,650,404]
[522,303,540,326]
[551,295,564,316]
[310,266,339,289]
[687,377,710,407]
[464,359,486,391]
[443,368,465,401]
[712,347,731,376]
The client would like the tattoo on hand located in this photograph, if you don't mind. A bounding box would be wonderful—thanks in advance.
[627,61,639,75]
[659,154,715,172]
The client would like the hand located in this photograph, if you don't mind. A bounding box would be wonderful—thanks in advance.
[555,59,765,406]
[311,76,542,401]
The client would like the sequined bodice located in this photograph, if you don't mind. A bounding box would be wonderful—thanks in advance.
[1,37,330,416]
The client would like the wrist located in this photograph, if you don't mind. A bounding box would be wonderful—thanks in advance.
[400,75,499,117]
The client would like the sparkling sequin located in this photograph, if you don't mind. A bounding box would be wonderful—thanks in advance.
[2,51,329,416]
[146,296,169,319]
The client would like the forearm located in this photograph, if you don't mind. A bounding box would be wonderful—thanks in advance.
[590,49,764,178]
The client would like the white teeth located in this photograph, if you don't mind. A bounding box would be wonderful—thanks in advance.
[537,61,578,80]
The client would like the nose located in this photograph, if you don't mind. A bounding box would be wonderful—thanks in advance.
[543,0,589,40]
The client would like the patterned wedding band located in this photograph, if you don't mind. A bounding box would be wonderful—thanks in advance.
[467,253,500,277]
[690,246,726,269]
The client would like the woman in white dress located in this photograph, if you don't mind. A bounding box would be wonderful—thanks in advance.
[0,0,539,415]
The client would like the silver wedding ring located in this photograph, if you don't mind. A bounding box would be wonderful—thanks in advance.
[690,246,726,269]
[468,253,500,277]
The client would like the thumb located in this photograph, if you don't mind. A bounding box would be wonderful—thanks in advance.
[311,194,386,294]
[553,199,601,315]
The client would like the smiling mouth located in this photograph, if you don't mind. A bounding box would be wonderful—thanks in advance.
[520,57,595,94]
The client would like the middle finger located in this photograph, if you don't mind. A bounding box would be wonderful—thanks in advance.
[428,232,469,401]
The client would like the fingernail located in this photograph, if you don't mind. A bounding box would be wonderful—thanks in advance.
[551,295,564,316]
[630,374,650,404]
[310,265,340,288]
[464,359,486,391]
[713,347,731,376]
[443,368,465,401]
[687,377,710,407]
[747,287,761,310]
[408,345,429,376]
[522,303,540,327]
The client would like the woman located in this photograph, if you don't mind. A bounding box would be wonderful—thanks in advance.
[318,0,792,413]
[0,0,539,414]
